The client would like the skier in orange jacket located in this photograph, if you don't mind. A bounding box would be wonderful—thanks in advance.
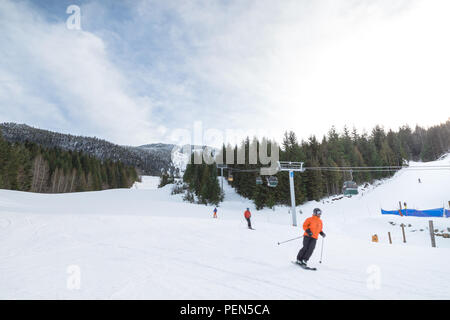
[244,208,252,229]
[296,208,326,266]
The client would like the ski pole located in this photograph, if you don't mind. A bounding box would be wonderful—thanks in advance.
[277,236,303,245]
[319,237,324,263]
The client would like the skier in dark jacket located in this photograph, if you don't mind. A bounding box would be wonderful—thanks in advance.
[244,208,252,229]
[296,208,326,266]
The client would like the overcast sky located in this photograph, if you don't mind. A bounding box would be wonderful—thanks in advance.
[0,0,449,146]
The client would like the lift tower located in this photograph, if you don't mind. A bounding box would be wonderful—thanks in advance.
[216,164,228,193]
[277,161,305,227]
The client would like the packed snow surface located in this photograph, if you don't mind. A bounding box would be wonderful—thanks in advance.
[1,156,450,299]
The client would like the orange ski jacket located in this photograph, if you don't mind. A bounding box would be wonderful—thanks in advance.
[244,210,251,219]
[303,215,323,239]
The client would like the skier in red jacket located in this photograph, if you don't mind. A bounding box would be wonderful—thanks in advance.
[296,208,326,266]
[244,208,252,229]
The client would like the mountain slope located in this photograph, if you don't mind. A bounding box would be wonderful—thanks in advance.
[0,156,449,299]
[0,123,173,175]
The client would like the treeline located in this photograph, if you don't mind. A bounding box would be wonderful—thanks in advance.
[183,119,450,209]
[0,133,139,193]
[0,122,172,175]
[158,166,181,188]
[183,154,223,205]
[400,120,450,161]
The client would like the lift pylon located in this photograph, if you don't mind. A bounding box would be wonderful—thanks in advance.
[217,164,228,193]
[277,161,305,226]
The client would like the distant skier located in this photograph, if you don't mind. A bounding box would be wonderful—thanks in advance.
[296,208,326,266]
[213,207,218,218]
[244,208,252,229]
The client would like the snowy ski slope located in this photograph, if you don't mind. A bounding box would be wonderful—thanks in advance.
[0,157,449,299]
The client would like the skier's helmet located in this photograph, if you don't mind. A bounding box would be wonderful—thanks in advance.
[313,208,322,216]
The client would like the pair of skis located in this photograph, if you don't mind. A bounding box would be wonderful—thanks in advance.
[291,261,317,271]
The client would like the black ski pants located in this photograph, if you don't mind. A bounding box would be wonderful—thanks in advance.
[245,217,252,229]
[297,236,317,262]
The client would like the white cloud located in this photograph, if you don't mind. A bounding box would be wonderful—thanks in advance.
[133,0,450,141]
[1,0,449,146]
[0,0,160,145]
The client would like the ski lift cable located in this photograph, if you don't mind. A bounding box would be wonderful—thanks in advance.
[305,167,450,172]
[226,167,261,173]
[305,166,450,170]
[224,167,450,173]
[220,164,450,174]
[304,165,450,169]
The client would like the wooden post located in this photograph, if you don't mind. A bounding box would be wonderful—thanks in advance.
[401,224,406,243]
[429,220,436,248]
[388,232,392,244]
[398,201,403,216]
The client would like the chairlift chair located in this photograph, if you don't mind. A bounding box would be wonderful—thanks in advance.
[266,176,278,187]
[342,181,358,196]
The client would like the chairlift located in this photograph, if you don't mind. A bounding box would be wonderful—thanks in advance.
[342,181,358,196]
[255,176,263,185]
[266,176,278,187]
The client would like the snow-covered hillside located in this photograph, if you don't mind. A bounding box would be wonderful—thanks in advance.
[0,123,172,175]
[0,156,449,299]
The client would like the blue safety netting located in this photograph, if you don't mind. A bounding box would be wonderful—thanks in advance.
[381,208,444,217]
